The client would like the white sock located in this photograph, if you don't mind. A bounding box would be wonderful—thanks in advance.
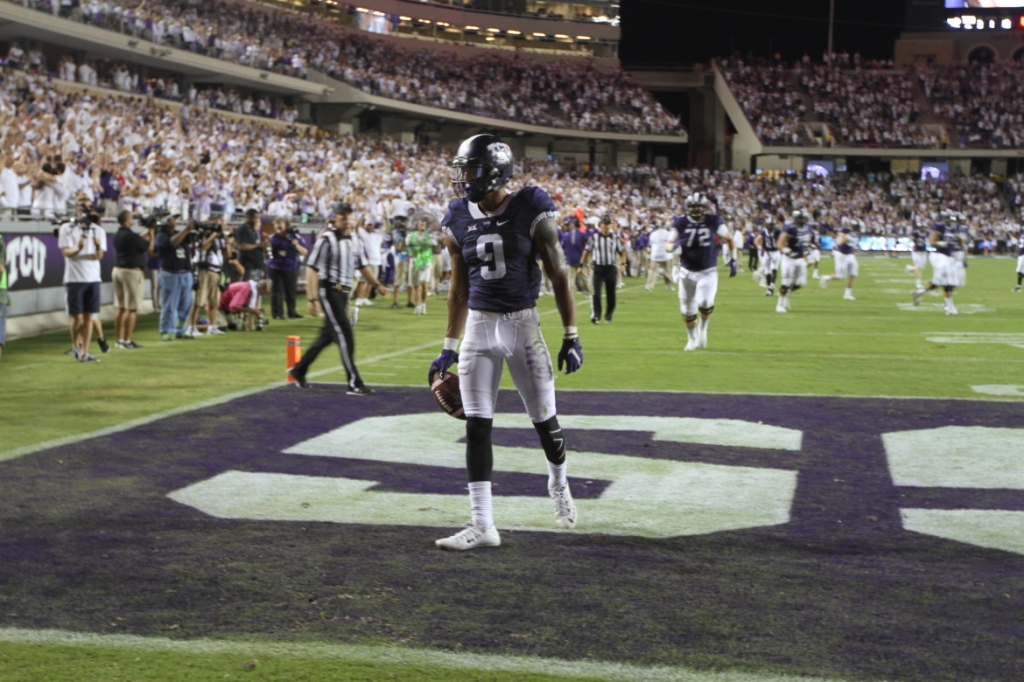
[687,327,698,341]
[547,460,567,490]
[699,317,709,333]
[468,481,493,528]
[844,288,853,296]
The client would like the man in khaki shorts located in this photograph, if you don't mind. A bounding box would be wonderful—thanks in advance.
[112,210,154,349]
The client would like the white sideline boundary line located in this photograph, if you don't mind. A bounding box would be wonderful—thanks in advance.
[0,628,850,682]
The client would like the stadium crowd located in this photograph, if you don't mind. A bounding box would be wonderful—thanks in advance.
[720,59,812,146]
[7,42,302,122]
[1,68,1019,244]
[4,0,682,135]
[717,55,1024,149]
[916,60,1024,149]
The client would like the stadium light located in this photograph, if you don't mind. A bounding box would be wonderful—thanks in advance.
[1003,18,1012,29]
[533,32,546,37]
[372,10,385,16]
[355,6,368,12]
[399,15,412,20]
[555,34,569,39]
[436,21,450,26]
[506,29,522,35]
[465,25,479,31]
[486,28,501,33]
[577,35,592,41]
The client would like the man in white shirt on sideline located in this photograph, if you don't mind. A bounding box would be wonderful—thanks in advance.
[58,206,108,362]
[354,217,385,307]
[645,218,675,291]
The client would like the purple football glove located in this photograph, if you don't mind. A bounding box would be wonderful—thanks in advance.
[728,259,738,278]
[429,349,459,385]
[557,337,583,374]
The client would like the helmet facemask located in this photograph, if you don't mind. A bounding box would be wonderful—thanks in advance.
[451,161,494,203]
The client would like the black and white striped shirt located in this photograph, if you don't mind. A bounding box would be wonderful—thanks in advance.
[586,231,623,266]
[307,230,365,286]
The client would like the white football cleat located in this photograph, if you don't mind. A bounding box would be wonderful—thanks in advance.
[911,289,924,306]
[698,329,708,349]
[684,337,699,351]
[945,306,959,316]
[549,484,577,529]
[843,293,856,301]
[819,277,829,289]
[207,326,225,335]
[775,302,787,313]
[435,524,501,551]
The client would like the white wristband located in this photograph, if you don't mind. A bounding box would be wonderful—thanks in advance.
[443,337,460,351]
[563,325,578,339]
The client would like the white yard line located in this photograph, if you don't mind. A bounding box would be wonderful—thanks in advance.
[0,627,850,682]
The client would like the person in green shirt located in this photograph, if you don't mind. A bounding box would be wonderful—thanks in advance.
[0,233,10,361]
[405,216,438,315]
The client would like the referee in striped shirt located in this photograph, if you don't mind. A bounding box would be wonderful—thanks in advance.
[287,202,389,395]
[583,215,624,323]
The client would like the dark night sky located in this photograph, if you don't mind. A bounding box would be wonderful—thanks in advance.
[620,0,910,66]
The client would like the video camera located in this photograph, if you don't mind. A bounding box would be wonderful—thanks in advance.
[195,221,224,235]
[135,209,170,230]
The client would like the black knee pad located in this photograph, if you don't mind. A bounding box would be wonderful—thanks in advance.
[944,285,955,293]
[699,306,714,316]
[533,416,566,465]
[685,314,698,324]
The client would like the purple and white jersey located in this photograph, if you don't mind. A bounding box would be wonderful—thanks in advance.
[671,213,728,271]
[441,186,557,313]
[929,222,958,256]
[1016,232,1024,257]
[835,227,858,255]
[759,226,781,252]
[911,229,929,252]
[782,222,812,258]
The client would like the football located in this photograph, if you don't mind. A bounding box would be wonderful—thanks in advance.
[430,372,466,420]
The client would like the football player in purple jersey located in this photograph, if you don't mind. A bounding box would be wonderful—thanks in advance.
[912,211,965,315]
[754,216,781,296]
[775,209,813,313]
[820,218,861,300]
[908,218,930,290]
[667,193,734,351]
[429,134,584,551]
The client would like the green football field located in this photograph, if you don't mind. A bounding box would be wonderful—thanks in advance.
[1,254,1022,682]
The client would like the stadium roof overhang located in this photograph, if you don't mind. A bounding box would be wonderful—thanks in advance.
[310,72,688,144]
[0,2,328,97]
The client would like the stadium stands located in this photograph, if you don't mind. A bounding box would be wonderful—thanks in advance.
[718,56,1024,149]
[2,0,682,135]
[1,67,1015,247]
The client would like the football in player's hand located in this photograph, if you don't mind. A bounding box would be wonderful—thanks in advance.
[430,372,466,420]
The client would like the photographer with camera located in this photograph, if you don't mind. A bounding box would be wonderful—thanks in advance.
[112,210,155,349]
[267,217,308,320]
[154,214,195,341]
[58,204,107,362]
[235,208,267,281]
[185,218,228,337]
